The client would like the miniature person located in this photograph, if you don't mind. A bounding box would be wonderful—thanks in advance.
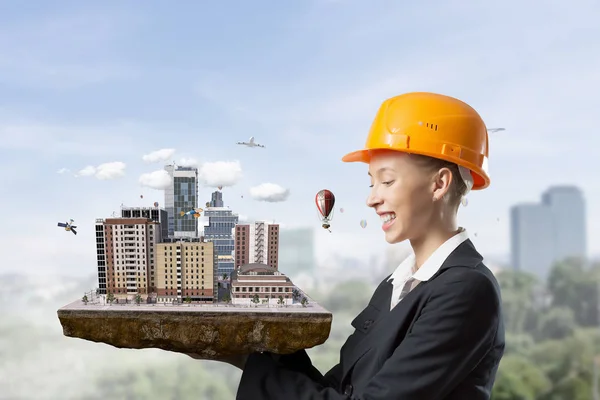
[212,92,505,399]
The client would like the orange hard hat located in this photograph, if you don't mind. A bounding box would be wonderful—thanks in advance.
[342,92,490,190]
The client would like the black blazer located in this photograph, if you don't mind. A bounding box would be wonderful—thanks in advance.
[236,239,505,399]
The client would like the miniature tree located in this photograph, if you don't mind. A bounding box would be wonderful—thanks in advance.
[135,294,142,305]
[278,296,285,307]
[222,273,228,280]
[301,297,309,307]
[222,292,231,304]
[82,294,89,305]
[185,296,192,304]
[106,292,115,305]
[251,294,260,307]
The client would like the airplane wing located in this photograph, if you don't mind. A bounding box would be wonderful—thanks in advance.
[237,142,249,145]
[71,227,77,235]
[57,222,67,227]
[257,144,265,148]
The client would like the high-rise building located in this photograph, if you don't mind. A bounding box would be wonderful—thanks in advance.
[510,185,587,279]
[278,227,315,278]
[155,237,216,303]
[235,221,280,270]
[203,191,239,278]
[121,206,168,240]
[164,164,199,238]
[95,216,161,296]
[210,191,224,207]
[541,186,587,262]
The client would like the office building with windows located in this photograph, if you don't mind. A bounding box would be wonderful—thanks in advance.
[230,263,295,306]
[203,192,239,278]
[95,216,161,297]
[155,238,216,303]
[235,221,280,270]
[510,185,587,279]
[164,164,199,238]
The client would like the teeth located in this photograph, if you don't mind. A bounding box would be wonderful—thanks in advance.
[380,213,396,223]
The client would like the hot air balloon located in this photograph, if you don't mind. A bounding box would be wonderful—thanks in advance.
[360,219,367,228]
[218,186,223,191]
[140,195,144,199]
[154,202,159,207]
[205,201,210,208]
[315,189,335,231]
[340,208,344,213]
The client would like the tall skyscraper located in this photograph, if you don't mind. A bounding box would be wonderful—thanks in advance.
[203,191,239,278]
[95,216,161,296]
[541,186,587,263]
[235,221,280,270]
[164,164,199,238]
[210,191,224,207]
[510,185,587,279]
[278,227,315,278]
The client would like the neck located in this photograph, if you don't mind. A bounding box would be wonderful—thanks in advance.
[410,220,460,269]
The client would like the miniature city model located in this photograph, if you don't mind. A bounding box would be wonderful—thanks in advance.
[57,202,332,360]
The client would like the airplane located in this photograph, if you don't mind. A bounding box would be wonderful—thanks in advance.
[57,219,77,235]
[236,136,265,148]
[180,208,203,218]
[487,128,505,133]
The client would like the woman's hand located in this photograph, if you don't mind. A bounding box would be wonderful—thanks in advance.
[185,352,249,370]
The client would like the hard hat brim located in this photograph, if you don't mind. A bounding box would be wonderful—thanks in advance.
[341,149,370,163]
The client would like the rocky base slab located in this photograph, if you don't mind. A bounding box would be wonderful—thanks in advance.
[57,301,332,360]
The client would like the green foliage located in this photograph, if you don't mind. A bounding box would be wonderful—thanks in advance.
[492,259,600,399]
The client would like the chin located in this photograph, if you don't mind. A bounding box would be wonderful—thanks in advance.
[384,229,406,244]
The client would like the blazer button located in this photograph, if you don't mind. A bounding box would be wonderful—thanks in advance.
[362,319,374,330]
[344,384,353,395]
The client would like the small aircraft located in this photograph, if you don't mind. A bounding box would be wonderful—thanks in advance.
[487,128,505,133]
[236,136,265,148]
[180,208,203,218]
[57,219,77,235]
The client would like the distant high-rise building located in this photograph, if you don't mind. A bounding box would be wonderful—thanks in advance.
[203,191,239,278]
[164,165,199,238]
[510,185,587,279]
[278,227,315,278]
[155,238,216,303]
[210,191,224,207]
[235,222,280,270]
[541,186,587,263]
[95,216,161,296]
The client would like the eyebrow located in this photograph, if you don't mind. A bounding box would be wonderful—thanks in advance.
[367,167,394,177]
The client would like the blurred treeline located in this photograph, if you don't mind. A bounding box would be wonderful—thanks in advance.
[1,258,598,399]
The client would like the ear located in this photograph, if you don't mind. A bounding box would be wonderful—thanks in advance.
[432,167,453,201]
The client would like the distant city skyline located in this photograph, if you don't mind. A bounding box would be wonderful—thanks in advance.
[510,185,587,279]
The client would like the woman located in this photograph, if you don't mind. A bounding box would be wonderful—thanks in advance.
[229,92,505,399]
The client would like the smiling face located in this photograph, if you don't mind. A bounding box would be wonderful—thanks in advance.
[367,150,458,244]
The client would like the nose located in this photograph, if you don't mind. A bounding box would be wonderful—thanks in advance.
[366,188,382,208]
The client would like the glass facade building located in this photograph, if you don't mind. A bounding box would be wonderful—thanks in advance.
[164,165,199,238]
[203,196,239,278]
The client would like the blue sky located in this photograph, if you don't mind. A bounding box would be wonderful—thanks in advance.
[1,0,599,276]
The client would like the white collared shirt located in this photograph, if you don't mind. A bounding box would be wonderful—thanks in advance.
[387,228,469,310]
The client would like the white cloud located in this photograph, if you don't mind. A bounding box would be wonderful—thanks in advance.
[56,168,69,174]
[142,148,175,163]
[95,162,126,180]
[249,183,290,202]
[75,162,125,180]
[139,170,171,190]
[74,166,96,177]
[198,160,243,187]
[178,157,199,167]
[238,214,249,222]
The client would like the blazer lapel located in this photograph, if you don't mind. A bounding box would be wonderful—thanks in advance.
[340,278,392,382]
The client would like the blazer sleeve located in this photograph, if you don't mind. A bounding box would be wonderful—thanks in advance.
[236,269,500,400]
